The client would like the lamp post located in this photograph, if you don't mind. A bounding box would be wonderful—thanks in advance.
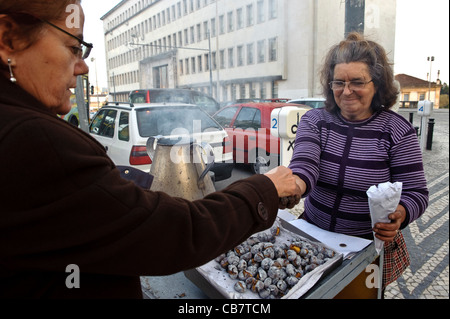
[427,56,435,101]
[91,57,100,110]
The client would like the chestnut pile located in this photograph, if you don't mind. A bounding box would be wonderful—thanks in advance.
[214,225,335,299]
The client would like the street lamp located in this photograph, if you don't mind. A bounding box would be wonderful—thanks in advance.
[427,56,435,101]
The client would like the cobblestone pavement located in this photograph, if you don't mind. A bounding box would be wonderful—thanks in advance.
[384,109,449,299]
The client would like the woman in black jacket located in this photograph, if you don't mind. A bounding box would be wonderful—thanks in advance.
[0,0,301,298]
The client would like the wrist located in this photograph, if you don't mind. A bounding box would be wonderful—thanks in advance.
[294,175,307,197]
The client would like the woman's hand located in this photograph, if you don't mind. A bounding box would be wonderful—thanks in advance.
[373,205,407,242]
[264,167,304,209]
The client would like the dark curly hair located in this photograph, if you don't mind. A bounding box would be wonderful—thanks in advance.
[320,32,399,113]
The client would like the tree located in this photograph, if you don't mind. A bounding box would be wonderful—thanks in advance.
[441,83,449,95]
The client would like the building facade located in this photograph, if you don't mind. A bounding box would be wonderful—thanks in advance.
[395,74,442,109]
[101,0,397,103]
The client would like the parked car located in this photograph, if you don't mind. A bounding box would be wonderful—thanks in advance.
[213,102,310,174]
[129,89,220,115]
[63,105,80,126]
[263,98,291,103]
[288,97,325,109]
[89,102,234,181]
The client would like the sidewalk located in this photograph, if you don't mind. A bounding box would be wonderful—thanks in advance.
[384,109,449,299]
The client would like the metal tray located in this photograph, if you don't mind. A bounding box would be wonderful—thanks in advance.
[185,218,343,299]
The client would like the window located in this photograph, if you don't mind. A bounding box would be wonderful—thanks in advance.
[246,4,254,26]
[228,48,234,68]
[192,92,218,114]
[257,0,265,24]
[179,59,184,75]
[237,45,244,66]
[203,21,209,39]
[183,0,188,15]
[214,106,239,127]
[219,15,225,34]
[231,84,237,101]
[257,40,266,63]
[190,26,195,44]
[191,57,196,73]
[177,2,182,18]
[118,112,130,141]
[240,84,246,99]
[259,82,267,99]
[220,49,225,69]
[234,107,261,131]
[205,53,210,71]
[185,58,190,74]
[212,51,217,70]
[211,18,216,37]
[250,82,256,98]
[247,43,254,65]
[228,11,234,32]
[237,8,244,29]
[198,55,203,72]
[269,37,278,61]
[137,107,220,137]
[90,109,117,138]
[197,24,201,42]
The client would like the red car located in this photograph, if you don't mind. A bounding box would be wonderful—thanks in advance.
[213,102,310,174]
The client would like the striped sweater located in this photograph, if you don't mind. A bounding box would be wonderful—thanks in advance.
[289,108,429,239]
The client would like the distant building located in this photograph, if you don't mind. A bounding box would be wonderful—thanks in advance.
[395,74,442,109]
[101,0,397,102]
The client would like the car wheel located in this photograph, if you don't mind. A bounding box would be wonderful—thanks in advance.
[68,115,79,127]
[250,148,272,175]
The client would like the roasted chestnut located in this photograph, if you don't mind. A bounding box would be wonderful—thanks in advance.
[227,264,239,280]
[234,281,246,293]
[215,224,336,299]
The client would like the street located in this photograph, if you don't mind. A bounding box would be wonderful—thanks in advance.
[141,109,449,299]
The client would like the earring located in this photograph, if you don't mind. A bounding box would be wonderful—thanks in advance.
[8,59,16,83]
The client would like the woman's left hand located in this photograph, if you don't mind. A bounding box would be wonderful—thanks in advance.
[373,205,407,242]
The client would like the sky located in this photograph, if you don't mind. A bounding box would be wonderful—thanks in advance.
[82,0,450,89]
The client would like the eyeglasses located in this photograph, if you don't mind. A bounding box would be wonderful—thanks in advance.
[42,20,93,60]
[329,80,373,92]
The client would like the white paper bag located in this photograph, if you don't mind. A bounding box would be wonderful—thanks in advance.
[366,182,403,254]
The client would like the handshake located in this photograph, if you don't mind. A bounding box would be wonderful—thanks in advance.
[264,166,306,209]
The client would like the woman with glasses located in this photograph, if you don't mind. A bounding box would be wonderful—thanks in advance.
[289,32,429,297]
[0,0,301,298]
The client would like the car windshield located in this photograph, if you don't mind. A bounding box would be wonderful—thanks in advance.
[136,107,222,137]
[129,93,147,103]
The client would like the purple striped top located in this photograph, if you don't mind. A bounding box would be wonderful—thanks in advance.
[288,108,429,239]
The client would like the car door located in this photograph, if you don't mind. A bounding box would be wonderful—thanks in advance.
[213,106,240,159]
[89,108,117,156]
[232,107,261,164]
[107,111,132,166]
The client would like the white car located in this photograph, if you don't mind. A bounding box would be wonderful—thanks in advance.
[89,102,234,181]
[288,98,325,109]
